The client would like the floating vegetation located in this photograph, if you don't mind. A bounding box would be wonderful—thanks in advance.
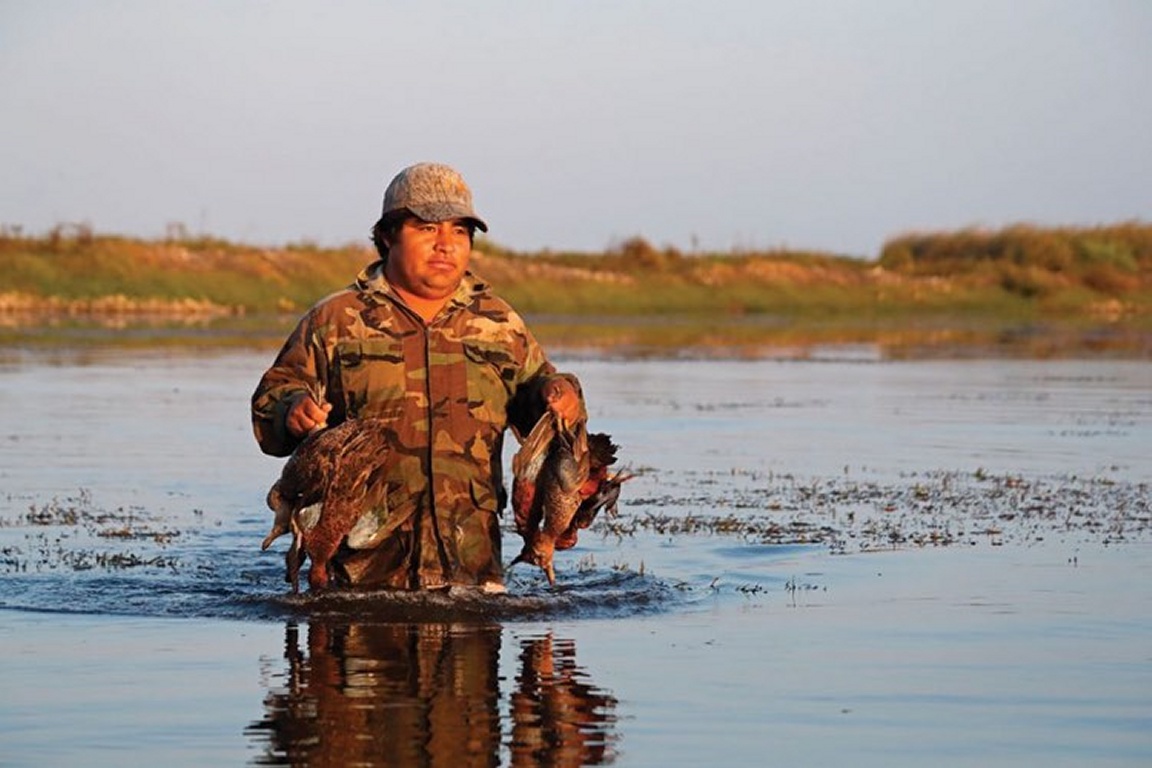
[0,490,185,573]
[593,469,1150,553]
[3,468,1147,613]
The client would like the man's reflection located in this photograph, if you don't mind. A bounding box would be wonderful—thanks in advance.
[247,621,618,767]
[509,633,619,766]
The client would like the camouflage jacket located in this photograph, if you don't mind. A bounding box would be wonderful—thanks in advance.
[252,260,582,589]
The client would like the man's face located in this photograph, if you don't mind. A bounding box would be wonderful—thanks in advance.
[384,217,473,301]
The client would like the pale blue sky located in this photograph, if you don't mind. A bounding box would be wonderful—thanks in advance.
[2,0,1149,257]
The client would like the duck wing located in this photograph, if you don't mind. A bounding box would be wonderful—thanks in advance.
[274,424,349,509]
[539,420,590,540]
[512,412,558,538]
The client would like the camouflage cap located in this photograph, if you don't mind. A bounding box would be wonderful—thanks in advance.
[381,162,488,232]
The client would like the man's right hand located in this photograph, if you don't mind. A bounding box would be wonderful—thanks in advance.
[286,394,332,438]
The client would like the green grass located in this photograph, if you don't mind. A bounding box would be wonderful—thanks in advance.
[1,223,1149,357]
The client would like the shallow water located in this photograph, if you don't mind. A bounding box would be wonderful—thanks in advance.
[1,350,1150,766]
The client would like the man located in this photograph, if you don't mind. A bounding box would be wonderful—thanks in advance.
[252,162,583,591]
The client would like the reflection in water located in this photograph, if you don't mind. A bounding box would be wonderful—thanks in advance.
[509,634,619,766]
[247,621,618,767]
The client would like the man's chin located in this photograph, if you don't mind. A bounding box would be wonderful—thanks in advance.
[420,274,464,295]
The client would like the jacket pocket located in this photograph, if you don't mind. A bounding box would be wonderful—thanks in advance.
[462,339,518,427]
[336,338,408,419]
[454,478,502,578]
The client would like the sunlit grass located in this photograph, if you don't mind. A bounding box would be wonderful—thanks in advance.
[1,222,1148,358]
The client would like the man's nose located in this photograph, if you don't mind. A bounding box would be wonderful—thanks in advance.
[434,225,455,251]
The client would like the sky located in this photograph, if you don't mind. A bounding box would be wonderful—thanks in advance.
[2,0,1150,258]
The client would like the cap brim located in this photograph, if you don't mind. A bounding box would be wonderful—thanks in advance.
[408,203,488,232]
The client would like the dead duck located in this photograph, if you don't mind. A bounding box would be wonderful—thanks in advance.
[262,418,393,592]
[510,412,630,585]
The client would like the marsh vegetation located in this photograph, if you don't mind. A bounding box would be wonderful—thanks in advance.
[1,222,1148,356]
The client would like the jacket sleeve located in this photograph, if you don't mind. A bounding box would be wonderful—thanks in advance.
[504,328,587,441]
[251,311,331,457]
[500,307,588,440]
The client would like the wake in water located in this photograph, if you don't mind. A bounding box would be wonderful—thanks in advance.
[3,466,1148,622]
[259,568,671,623]
[0,488,676,621]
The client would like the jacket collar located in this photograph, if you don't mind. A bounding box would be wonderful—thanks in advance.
[355,259,489,313]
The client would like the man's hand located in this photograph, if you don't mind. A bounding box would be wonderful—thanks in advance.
[286,394,332,438]
[543,377,582,425]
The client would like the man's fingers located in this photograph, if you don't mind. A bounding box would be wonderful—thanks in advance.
[308,402,331,433]
[288,396,331,437]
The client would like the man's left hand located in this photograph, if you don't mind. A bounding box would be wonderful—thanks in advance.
[543,377,582,425]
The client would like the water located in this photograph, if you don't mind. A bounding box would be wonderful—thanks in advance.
[1,349,1150,766]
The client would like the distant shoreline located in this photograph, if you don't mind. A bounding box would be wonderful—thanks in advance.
[1,222,1148,359]
[2,312,1147,362]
